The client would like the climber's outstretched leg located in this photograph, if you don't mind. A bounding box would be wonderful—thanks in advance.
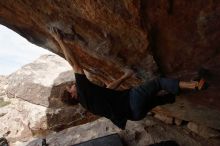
[129,78,179,120]
[129,77,207,120]
[179,79,206,90]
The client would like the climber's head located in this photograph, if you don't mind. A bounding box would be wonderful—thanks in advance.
[61,83,79,105]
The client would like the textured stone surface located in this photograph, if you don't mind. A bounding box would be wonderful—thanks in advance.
[73,134,123,146]
[154,113,173,124]
[142,0,220,130]
[0,97,47,143]
[0,0,220,136]
[0,0,157,87]
[0,75,7,96]
[152,96,220,130]
[6,54,73,107]
[25,117,220,146]
[142,0,220,73]
[187,122,220,139]
[0,95,96,144]
[26,118,120,146]
[174,118,183,126]
[5,55,98,130]
[0,55,98,144]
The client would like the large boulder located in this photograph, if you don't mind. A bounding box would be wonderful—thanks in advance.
[0,0,157,85]
[6,54,73,107]
[0,0,220,135]
[0,54,98,144]
[0,97,47,143]
[26,117,220,146]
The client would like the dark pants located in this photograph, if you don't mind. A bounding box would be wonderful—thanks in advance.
[129,78,179,120]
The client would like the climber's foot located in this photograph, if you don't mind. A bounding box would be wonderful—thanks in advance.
[195,78,208,90]
[192,68,210,90]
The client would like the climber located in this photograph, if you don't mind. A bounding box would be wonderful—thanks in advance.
[49,27,206,129]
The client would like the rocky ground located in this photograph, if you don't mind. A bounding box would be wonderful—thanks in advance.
[26,116,220,146]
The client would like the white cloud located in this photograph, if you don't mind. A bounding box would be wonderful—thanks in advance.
[0,25,54,75]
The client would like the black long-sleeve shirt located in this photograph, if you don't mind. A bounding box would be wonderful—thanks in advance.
[75,73,132,129]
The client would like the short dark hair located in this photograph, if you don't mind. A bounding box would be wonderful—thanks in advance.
[61,89,79,105]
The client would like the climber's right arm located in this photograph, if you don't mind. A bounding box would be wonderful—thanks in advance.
[50,27,84,74]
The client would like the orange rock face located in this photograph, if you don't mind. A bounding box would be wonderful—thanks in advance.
[0,0,220,130]
[0,0,156,87]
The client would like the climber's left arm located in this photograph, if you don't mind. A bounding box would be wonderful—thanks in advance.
[107,69,134,89]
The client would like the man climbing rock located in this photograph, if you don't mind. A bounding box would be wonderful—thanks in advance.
[50,27,206,129]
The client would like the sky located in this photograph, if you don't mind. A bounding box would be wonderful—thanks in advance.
[0,25,53,75]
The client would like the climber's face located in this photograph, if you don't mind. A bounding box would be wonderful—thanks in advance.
[61,83,79,105]
[66,84,77,99]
